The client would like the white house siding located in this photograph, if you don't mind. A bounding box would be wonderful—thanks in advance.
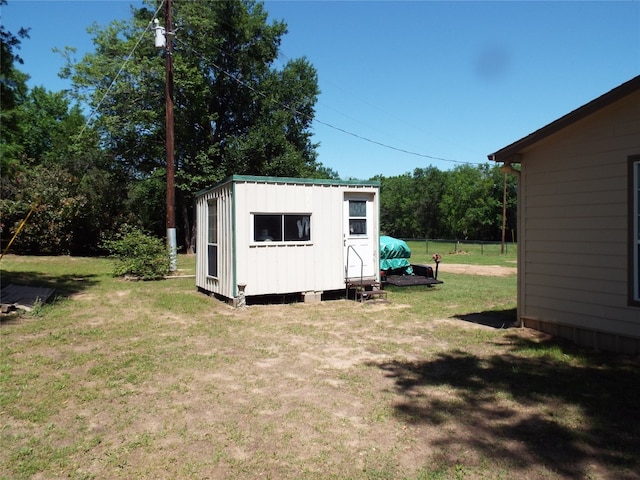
[519,91,640,351]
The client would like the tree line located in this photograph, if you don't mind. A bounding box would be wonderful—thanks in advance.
[377,165,517,241]
[0,0,517,256]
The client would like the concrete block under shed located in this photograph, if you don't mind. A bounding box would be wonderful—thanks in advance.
[302,291,322,303]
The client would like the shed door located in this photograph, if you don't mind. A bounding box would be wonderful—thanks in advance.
[343,194,375,279]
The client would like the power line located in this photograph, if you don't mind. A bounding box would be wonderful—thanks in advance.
[176,37,481,166]
[311,119,476,164]
[273,39,482,165]
[75,0,166,141]
[74,6,481,167]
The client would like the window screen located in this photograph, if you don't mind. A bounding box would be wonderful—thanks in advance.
[254,215,282,242]
[253,214,311,242]
[207,200,218,277]
[349,200,367,235]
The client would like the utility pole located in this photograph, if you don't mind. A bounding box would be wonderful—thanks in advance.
[165,0,177,271]
[154,0,177,271]
[501,172,507,254]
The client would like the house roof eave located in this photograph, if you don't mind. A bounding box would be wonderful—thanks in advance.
[488,75,640,163]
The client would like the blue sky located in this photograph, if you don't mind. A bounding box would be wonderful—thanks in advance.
[3,1,639,179]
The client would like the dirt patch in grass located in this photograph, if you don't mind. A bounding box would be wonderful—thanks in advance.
[437,263,517,276]
[2,267,639,480]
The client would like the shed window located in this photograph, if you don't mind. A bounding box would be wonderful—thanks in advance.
[207,199,218,277]
[253,214,311,242]
[349,200,367,235]
[632,157,640,304]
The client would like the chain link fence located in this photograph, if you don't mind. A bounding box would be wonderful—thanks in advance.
[402,238,517,256]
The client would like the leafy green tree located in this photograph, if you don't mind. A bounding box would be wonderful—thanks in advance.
[0,81,129,254]
[19,87,87,168]
[490,165,518,243]
[413,166,447,238]
[0,2,30,177]
[127,171,167,236]
[1,165,81,254]
[1,158,130,255]
[378,163,517,242]
[379,173,421,237]
[439,163,504,240]
[61,0,326,252]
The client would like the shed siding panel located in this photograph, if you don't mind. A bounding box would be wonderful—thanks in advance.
[230,181,378,297]
[219,185,235,298]
[232,183,344,295]
[195,182,235,299]
[520,92,640,340]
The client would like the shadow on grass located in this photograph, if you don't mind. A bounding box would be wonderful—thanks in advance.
[454,308,518,329]
[372,336,640,478]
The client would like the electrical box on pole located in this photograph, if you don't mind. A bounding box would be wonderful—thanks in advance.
[153,19,166,49]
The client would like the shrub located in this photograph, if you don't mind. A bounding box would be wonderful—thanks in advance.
[102,225,169,280]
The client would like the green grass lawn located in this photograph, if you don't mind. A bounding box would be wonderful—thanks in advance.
[1,254,638,480]
[405,240,518,267]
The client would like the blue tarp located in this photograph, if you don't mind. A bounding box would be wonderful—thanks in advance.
[379,236,413,273]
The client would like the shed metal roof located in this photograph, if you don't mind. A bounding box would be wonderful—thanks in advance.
[195,175,380,198]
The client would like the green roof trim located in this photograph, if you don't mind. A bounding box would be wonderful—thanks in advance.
[196,175,380,197]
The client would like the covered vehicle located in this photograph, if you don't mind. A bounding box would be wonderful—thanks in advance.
[379,236,413,275]
[379,236,443,287]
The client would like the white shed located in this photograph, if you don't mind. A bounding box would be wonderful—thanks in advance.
[195,175,381,304]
